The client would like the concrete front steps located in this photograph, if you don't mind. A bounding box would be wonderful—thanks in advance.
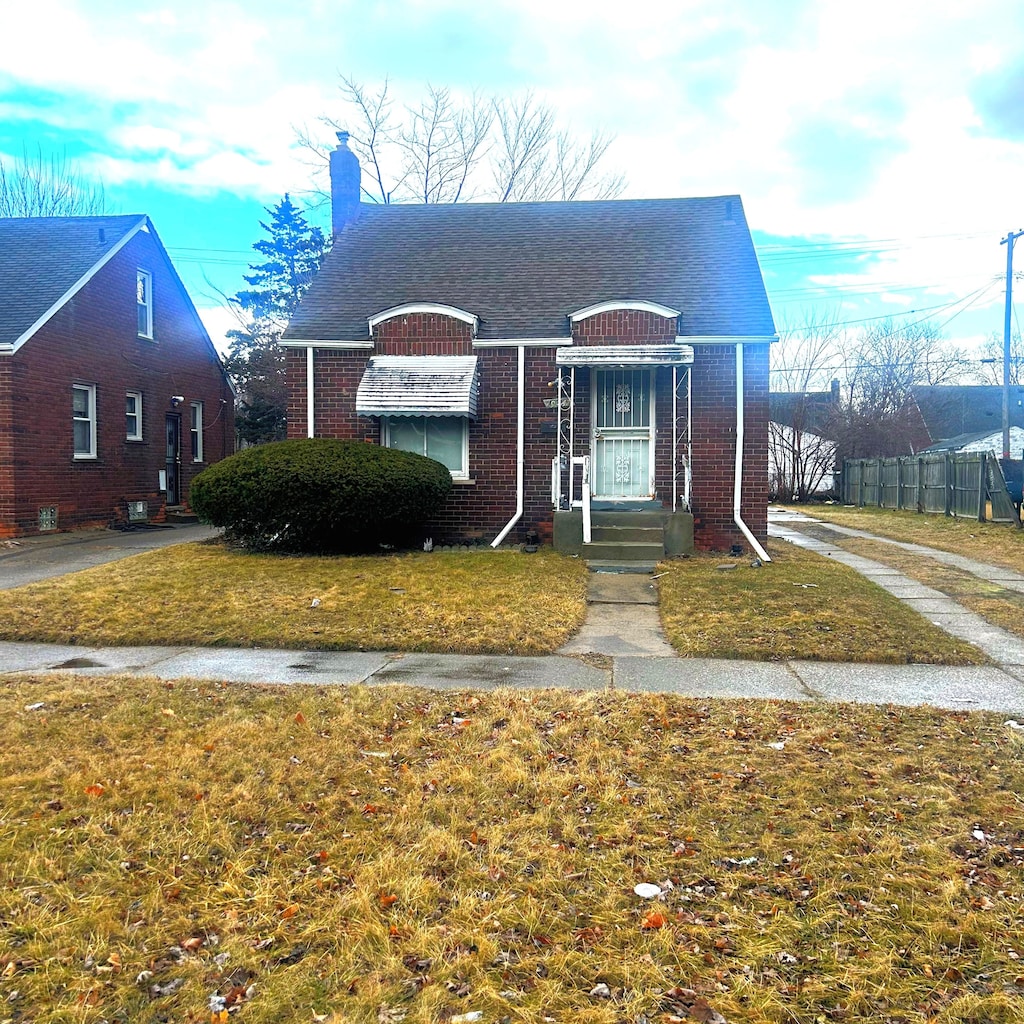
[583,510,665,573]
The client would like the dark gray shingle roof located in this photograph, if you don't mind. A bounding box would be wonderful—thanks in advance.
[283,196,775,342]
[912,384,1024,443]
[0,215,145,347]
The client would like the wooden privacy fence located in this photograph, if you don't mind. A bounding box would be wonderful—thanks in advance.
[841,452,1021,524]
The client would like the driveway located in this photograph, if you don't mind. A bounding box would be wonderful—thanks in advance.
[0,524,221,590]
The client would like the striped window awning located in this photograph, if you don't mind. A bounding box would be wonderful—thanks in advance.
[556,344,694,367]
[356,356,480,418]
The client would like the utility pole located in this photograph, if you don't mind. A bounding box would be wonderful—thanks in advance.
[1001,229,1024,459]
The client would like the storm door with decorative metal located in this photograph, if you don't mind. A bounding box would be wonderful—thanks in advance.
[592,369,654,498]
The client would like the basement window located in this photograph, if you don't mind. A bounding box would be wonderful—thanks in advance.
[38,506,58,531]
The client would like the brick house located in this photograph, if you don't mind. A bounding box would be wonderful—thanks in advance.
[0,215,234,537]
[281,134,776,558]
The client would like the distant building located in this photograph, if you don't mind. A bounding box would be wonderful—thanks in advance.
[768,382,838,499]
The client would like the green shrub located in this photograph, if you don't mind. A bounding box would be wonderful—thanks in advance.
[190,439,453,553]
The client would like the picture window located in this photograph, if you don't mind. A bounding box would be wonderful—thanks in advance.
[384,415,468,478]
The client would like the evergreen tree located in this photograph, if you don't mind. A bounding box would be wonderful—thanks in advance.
[225,195,327,445]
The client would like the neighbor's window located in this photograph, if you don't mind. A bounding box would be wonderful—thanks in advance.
[72,384,97,459]
[384,416,467,478]
[126,390,143,440]
[190,401,203,462]
[137,269,153,338]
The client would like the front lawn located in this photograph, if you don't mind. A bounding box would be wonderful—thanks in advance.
[0,545,588,655]
[2,676,1022,1023]
[658,544,985,664]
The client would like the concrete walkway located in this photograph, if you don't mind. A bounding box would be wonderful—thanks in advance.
[769,509,1024,667]
[1,639,1022,712]
[558,571,676,658]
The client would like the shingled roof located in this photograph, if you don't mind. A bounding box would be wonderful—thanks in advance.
[911,384,1024,444]
[0,215,146,350]
[282,196,776,343]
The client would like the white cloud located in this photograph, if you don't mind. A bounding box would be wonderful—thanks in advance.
[4,0,1024,338]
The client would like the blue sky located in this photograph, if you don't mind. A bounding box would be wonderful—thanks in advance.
[2,0,1023,373]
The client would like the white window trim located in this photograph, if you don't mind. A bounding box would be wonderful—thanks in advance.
[190,401,204,463]
[368,302,478,336]
[126,390,143,441]
[137,269,153,339]
[382,415,469,480]
[73,383,97,460]
[569,299,682,322]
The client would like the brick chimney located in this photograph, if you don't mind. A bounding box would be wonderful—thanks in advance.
[330,131,361,235]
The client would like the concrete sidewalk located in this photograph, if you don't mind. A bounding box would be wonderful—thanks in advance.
[2,640,1023,713]
[1,511,1023,713]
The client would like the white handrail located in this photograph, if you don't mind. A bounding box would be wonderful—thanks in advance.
[572,455,592,543]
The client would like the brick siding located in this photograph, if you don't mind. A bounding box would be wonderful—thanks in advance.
[288,310,769,550]
[0,230,234,537]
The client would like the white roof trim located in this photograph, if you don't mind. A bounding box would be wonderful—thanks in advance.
[570,299,682,323]
[279,339,375,350]
[368,302,479,336]
[557,344,694,367]
[473,338,572,348]
[5,215,148,355]
[683,335,779,345]
[356,355,480,418]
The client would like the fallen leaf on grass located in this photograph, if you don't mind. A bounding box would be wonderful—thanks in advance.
[661,987,729,1022]
[641,910,667,929]
[379,894,398,907]
[83,784,105,797]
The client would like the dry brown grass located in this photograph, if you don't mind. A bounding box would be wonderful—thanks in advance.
[658,544,985,664]
[785,504,1024,573]
[2,675,1023,1023]
[0,545,588,655]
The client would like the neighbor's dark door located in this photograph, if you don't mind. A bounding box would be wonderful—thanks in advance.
[165,413,181,506]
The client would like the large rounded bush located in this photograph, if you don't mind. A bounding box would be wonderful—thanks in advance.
[190,438,453,553]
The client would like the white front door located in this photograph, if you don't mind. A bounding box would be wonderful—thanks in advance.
[592,368,655,499]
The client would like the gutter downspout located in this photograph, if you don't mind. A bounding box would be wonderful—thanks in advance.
[492,345,526,547]
[734,342,771,563]
[306,346,315,438]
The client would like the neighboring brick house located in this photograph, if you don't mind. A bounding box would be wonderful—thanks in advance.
[281,133,776,557]
[0,215,234,537]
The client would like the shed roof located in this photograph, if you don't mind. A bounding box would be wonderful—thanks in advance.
[283,196,776,343]
[356,356,480,417]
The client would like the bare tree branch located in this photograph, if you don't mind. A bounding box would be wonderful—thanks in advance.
[0,145,106,217]
[295,77,624,205]
[492,93,555,201]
